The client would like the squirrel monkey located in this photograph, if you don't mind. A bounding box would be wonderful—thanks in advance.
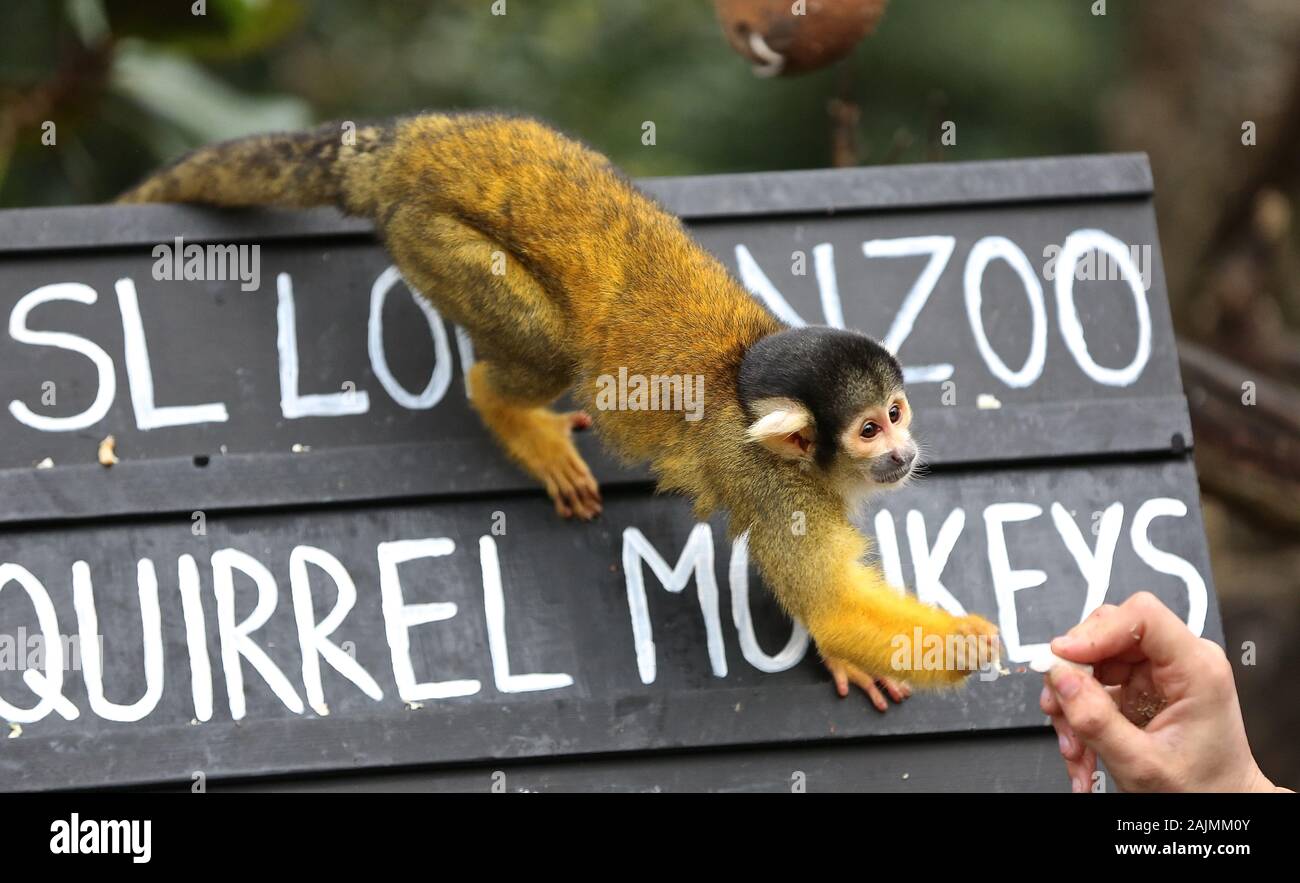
[119,112,1000,699]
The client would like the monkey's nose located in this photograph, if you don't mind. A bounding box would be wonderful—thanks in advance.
[890,448,915,467]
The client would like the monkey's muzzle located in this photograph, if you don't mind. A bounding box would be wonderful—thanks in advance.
[871,448,916,485]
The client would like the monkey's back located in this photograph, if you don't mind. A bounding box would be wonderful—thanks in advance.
[120,111,783,503]
[376,113,750,326]
[371,114,781,479]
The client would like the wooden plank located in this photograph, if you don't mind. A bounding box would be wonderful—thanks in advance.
[0,188,1184,523]
[0,159,1214,794]
[210,730,1068,793]
[0,154,1153,253]
[0,459,1218,791]
[0,396,1191,526]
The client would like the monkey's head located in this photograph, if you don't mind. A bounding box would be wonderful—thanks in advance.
[738,326,916,502]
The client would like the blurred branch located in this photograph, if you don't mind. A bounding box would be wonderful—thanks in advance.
[826,53,860,167]
[1112,0,1300,538]
[0,35,114,181]
[1107,0,1300,320]
[1181,338,1300,534]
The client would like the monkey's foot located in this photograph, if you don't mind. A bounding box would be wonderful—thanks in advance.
[508,408,603,520]
[823,656,911,713]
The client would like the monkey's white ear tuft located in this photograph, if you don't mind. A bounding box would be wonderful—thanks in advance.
[746,400,814,460]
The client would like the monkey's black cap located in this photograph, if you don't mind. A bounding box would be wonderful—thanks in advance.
[737,326,905,467]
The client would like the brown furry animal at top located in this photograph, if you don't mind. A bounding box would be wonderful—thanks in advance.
[119,112,999,691]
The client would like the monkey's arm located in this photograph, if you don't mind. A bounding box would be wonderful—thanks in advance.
[745,503,999,688]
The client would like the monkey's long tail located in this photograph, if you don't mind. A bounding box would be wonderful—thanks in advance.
[116,121,390,214]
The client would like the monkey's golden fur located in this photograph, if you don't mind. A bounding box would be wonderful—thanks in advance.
[119,112,998,687]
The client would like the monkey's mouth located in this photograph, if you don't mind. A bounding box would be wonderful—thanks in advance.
[873,463,913,485]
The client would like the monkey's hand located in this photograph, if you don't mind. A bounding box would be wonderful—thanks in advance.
[744,502,1001,689]
[805,564,1002,688]
[953,612,1001,675]
[823,655,911,712]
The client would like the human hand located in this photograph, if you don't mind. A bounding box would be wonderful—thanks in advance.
[1040,591,1282,793]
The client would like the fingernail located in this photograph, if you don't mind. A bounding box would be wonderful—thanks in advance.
[1039,685,1052,708]
[1058,731,1072,755]
[1051,666,1081,699]
[1051,634,1078,653]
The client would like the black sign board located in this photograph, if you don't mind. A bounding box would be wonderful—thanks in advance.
[0,154,1218,791]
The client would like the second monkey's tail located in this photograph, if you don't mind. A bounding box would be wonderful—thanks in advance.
[116,121,392,215]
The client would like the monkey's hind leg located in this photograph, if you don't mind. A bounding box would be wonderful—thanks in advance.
[467,361,603,520]
[385,211,601,519]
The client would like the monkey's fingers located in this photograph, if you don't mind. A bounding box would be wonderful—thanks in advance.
[548,469,600,521]
[878,675,912,702]
[858,679,889,712]
[823,657,909,713]
[954,613,1002,673]
[543,478,573,519]
[518,409,601,520]
[564,449,602,501]
[568,410,594,432]
[559,452,602,519]
[826,660,855,699]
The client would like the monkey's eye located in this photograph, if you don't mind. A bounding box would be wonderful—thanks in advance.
[889,404,901,424]
[860,422,880,440]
